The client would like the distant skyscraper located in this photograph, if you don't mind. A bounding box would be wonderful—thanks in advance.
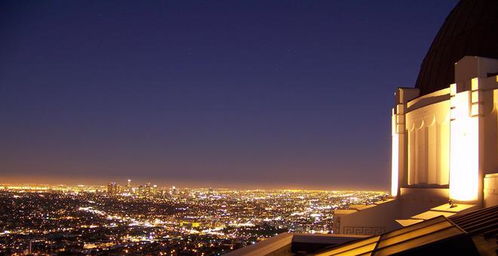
[107,182,118,195]
[126,179,132,193]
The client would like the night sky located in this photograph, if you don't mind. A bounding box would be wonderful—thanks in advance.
[0,1,457,189]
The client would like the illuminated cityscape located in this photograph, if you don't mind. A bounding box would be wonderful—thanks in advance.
[0,182,386,255]
[2,0,498,255]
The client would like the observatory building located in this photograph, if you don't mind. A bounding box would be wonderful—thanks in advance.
[228,0,498,255]
[332,0,498,235]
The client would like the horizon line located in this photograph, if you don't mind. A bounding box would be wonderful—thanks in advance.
[0,178,388,193]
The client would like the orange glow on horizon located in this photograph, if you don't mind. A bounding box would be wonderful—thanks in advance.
[0,175,388,192]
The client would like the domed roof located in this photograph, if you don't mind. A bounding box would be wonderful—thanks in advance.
[415,0,498,95]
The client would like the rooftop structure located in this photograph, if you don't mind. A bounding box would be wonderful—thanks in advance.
[226,205,498,256]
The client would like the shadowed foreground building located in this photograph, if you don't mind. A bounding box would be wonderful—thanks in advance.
[227,0,498,255]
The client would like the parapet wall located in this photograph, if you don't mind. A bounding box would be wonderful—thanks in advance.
[332,199,401,235]
[484,173,498,207]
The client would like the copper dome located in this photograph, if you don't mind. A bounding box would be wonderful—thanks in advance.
[415,0,498,95]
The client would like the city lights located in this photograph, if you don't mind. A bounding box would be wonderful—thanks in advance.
[0,183,386,255]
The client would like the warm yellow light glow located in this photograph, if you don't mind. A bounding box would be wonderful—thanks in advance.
[449,87,479,202]
[391,133,399,197]
[390,108,400,197]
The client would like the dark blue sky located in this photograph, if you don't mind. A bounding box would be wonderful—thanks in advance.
[0,1,457,189]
